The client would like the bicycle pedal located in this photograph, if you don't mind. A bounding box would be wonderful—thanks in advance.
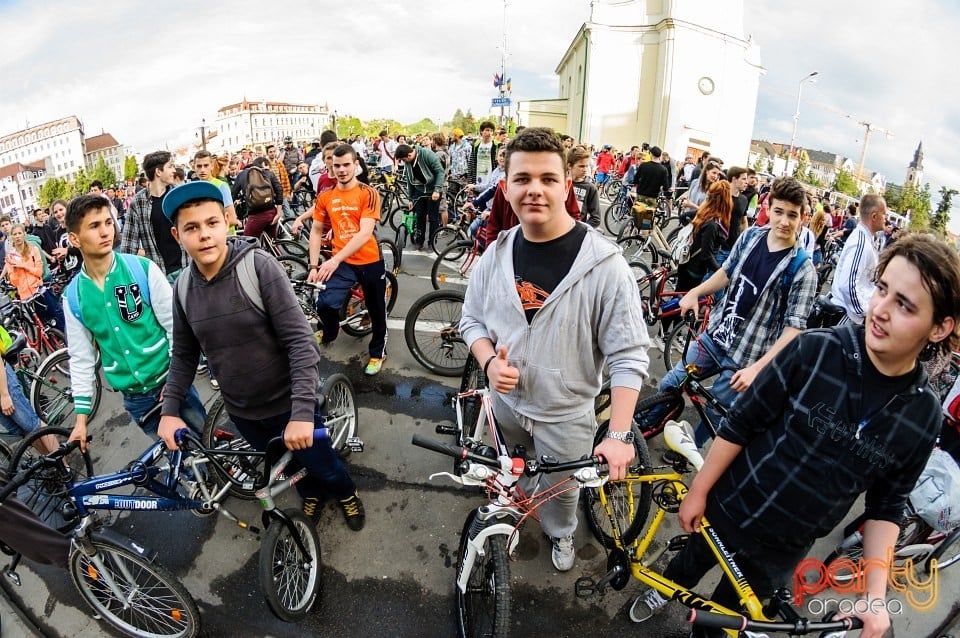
[3,568,21,587]
[667,534,689,552]
[346,437,365,453]
[435,424,457,435]
[574,576,597,598]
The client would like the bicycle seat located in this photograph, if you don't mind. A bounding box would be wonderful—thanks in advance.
[2,333,28,365]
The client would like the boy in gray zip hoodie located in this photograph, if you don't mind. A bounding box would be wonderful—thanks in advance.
[460,128,650,571]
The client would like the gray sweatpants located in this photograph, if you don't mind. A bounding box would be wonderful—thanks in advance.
[492,394,597,539]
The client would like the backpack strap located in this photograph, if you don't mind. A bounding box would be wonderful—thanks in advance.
[236,250,264,314]
[117,253,151,307]
[175,267,191,314]
[65,279,82,325]
[773,247,810,330]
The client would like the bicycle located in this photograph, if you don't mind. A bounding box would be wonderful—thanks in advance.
[392,194,438,255]
[3,288,67,358]
[575,422,863,637]
[431,237,483,290]
[291,273,398,339]
[2,432,201,637]
[404,289,468,377]
[431,205,477,258]
[253,230,309,279]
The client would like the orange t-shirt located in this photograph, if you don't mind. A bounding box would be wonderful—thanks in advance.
[313,182,382,265]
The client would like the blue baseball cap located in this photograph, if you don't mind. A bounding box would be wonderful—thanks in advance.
[161,181,224,222]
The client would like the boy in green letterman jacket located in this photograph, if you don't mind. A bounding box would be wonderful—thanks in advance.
[63,194,206,451]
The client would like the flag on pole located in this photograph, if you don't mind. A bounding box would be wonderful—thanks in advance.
[506,78,511,92]
[493,74,502,87]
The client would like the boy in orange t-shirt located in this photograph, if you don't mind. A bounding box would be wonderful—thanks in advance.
[308,144,388,376]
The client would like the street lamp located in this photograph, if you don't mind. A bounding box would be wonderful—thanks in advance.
[786,71,818,176]
[197,118,208,152]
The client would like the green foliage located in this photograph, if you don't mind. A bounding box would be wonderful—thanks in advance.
[792,149,809,181]
[334,115,364,139]
[930,186,957,236]
[123,155,139,181]
[405,118,438,136]
[900,183,933,232]
[446,108,477,135]
[751,156,765,172]
[805,171,823,187]
[361,118,405,138]
[38,177,70,207]
[71,167,91,197]
[832,168,859,197]
[90,156,117,188]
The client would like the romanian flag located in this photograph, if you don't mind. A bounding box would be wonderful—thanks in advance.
[493,74,502,87]
[506,78,511,92]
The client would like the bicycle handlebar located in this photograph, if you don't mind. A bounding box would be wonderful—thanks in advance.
[411,434,603,477]
[0,440,82,504]
[688,609,863,634]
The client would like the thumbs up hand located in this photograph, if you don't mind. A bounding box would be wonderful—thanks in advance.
[488,345,520,394]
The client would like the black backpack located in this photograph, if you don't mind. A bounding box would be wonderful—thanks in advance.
[245,166,275,213]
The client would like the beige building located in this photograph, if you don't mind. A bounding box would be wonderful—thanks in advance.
[0,116,86,182]
[84,132,124,182]
[215,99,331,152]
[519,0,763,163]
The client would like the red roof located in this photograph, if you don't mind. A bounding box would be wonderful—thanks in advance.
[0,161,45,180]
[84,133,120,154]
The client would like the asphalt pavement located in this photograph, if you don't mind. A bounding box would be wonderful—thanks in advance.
[1,234,959,638]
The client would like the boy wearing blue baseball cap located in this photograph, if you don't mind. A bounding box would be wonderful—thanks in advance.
[64,194,207,451]
[156,181,365,530]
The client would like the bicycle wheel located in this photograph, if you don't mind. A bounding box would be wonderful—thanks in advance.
[632,389,685,439]
[0,440,11,470]
[30,347,102,426]
[926,527,960,572]
[276,255,309,280]
[395,225,408,253]
[582,421,653,548]
[662,315,696,370]
[321,373,358,457]
[8,426,95,533]
[404,290,469,377]
[259,508,323,622]
[604,198,632,236]
[822,515,931,583]
[340,270,397,337]
[201,396,263,500]
[378,237,400,274]
[389,207,405,232]
[70,536,200,638]
[455,511,510,638]
[275,239,309,259]
[617,234,653,266]
[431,241,479,290]
[432,226,467,257]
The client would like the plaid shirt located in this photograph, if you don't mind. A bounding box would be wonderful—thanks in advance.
[272,160,291,198]
[119,187,189,273]
[706,227,818,367]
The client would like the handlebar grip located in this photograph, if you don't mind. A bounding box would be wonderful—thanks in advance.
[313,428,329,441]
[411,433,466,460]
[535,455,602,475]
[687,610,748,632]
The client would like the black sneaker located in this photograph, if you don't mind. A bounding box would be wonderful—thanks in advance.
[302,497,322,524]
[338,492,366,531]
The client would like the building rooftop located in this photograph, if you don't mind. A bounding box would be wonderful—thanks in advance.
[84,132,121,154]
[217,99,327,115]
[0,161,45,180]
[0,116,83,146]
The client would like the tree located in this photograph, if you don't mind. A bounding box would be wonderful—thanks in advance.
[37,177,70,207]
[405,118,438,136]
[362,118,404,138]
[123,155,139,181]
[930,186,957,237]
[71,166,91,198]
[90,156,117,188]
[792,149,809,181]
[751,156,765,172]
[902,183,933,232]
[805,171,823,187]
[832,168,859,197]
[335,115,364,139]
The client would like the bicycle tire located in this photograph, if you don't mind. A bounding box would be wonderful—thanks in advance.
[822,516,931,584]
[432,226,467,257]
[70,536,200,638]
[404,289,469,377]
[275,239,309,259]
[321,373,358,457]
[340,270,398,337]
[455,511,511,638]
[582,421,653,548]
[925,526,960,573]
[395,225,408,253]
[275,255,309,280]
[616,234,652,266]
[0,439,11,468]
[8,426,95,534]
[604,198,632,236]
[662,318,690,370]
[259,508,323,622]
[37,327,67,357]
[30,347,103,426]
[378,237,400,274]
[431,240,478,290]
[389,206,406,232]
[201,396,263,500]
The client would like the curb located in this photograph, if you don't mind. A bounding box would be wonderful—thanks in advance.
[0,578,44,638]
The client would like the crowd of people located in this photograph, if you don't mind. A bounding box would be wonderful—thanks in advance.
[0,122,958,638]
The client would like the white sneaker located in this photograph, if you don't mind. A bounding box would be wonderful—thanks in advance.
[651,336,665,351]
[551,535,575,571]
[629,588,669,622]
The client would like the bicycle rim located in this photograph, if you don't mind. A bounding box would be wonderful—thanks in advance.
[404,290,468,376]
[201,398,262,500]
[321,374,358,456]
[432,241,477,290]
[456,513,511,638]
[70,539,199,638]
[259,509,322,622]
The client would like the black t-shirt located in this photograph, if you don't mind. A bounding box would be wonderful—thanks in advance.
[512,223,587,323]
[841,217,857,242]
[712,238,789,350]
[724,194,748,250]
[150,193,182,274]
[857,353,919,435]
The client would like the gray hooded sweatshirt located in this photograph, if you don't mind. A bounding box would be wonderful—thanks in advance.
[460,224,650,422]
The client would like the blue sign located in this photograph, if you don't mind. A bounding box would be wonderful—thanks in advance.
[491,97,511,107]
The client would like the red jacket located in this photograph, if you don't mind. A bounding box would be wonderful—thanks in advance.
[483,182,581,246]
[596,151,614,173]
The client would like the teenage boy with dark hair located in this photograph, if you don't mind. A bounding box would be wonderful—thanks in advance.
[461,127,649,572]
[395,142,445,250]
[467,121,499,186]
[63,195,206,450]
[567,146,600,228]
[633,233,960,638]
[649,177,818,445]
[121,150,188,282]
[157,181,365,530]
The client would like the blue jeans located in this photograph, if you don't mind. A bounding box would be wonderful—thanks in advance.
[38,288,66,333]
[657,332,740,446]
[0,363,40,435]
[315,260,387,359]
[123,384,206,436]
[229,405,356,501]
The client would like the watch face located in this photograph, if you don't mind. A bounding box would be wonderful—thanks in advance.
[698,77,715,95]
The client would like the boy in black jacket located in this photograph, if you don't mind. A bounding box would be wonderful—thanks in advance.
[632,234,960,638]
[156,181,365,531]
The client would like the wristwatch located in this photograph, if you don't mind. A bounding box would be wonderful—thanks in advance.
[605,430,635,444]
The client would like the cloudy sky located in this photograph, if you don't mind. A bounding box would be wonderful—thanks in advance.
[1,0,958,230]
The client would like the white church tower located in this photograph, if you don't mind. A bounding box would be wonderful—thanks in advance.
[905,141,924,187]
[519,0,764,164]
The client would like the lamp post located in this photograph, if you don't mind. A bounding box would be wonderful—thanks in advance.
[786,71,818,176]
[197,118,208,152]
